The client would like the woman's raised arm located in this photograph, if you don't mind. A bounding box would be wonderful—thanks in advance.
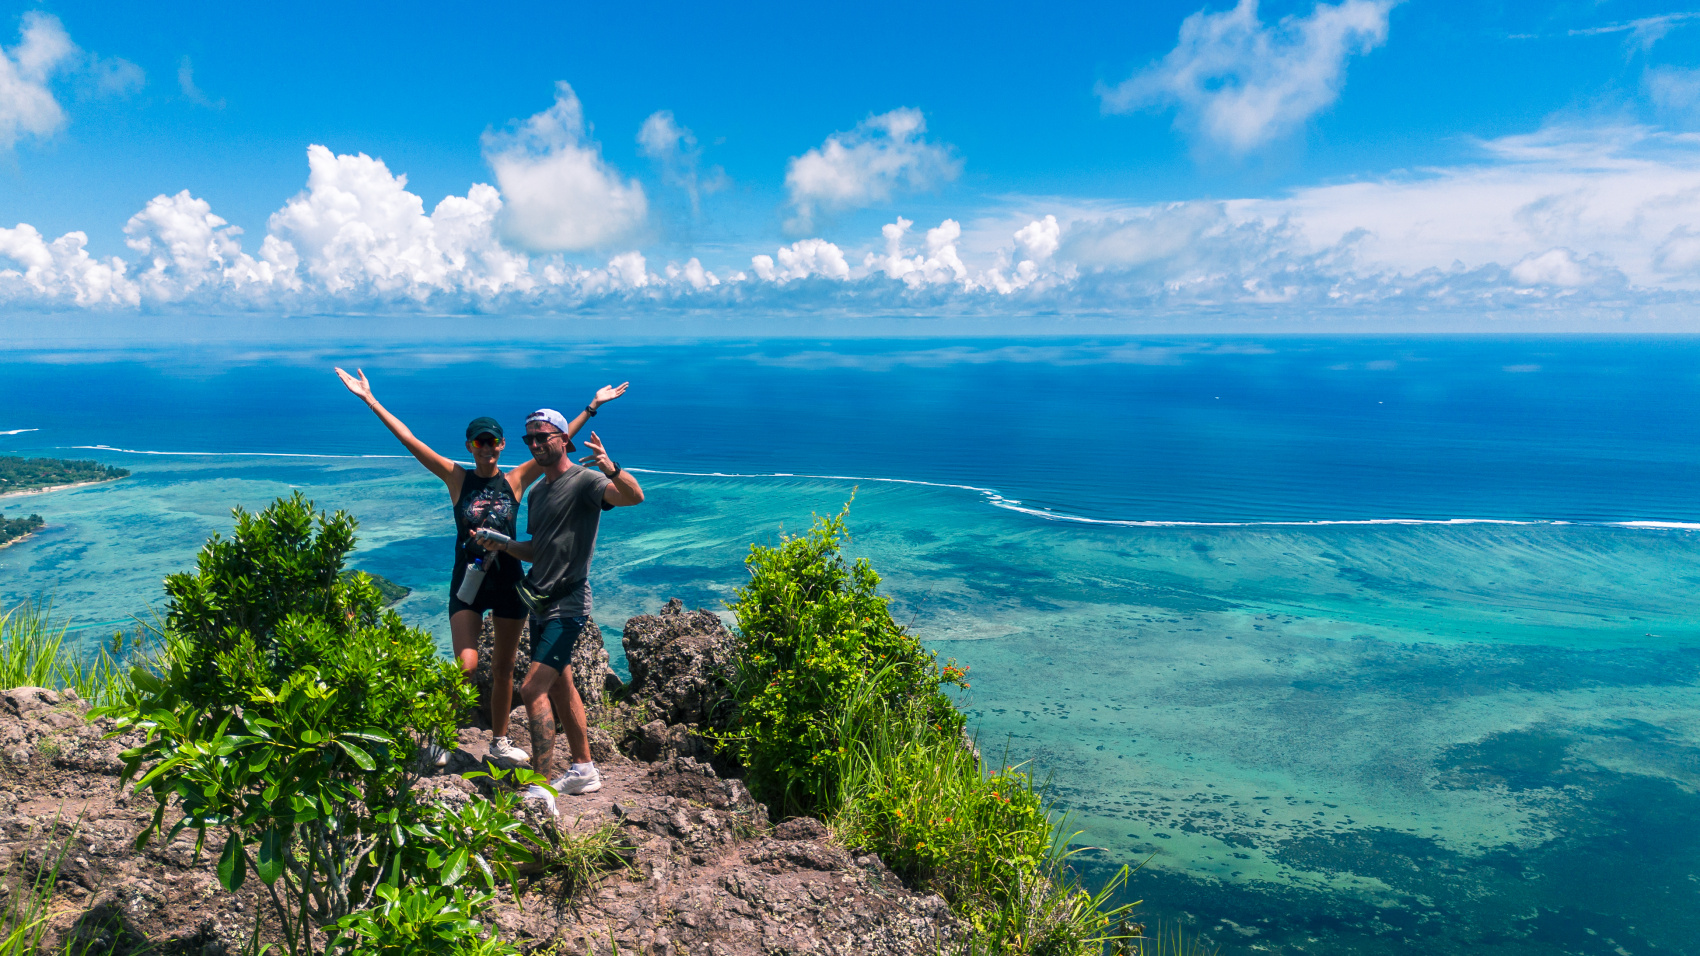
[335,367,462,491]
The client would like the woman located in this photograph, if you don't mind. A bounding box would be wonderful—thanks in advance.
[334,366,627,765]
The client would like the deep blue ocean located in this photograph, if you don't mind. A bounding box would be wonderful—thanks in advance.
[3,336,1698,955]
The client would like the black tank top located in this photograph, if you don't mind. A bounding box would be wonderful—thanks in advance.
[453,468,522,583]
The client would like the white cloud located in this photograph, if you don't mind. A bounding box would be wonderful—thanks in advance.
[84,54,143,98]
[1100,0,1394,152]
[862,217,968,287]
[664,257,719,290]
[784,108,961,231]
[752,239,850,282]
[484,82,648,252]
[1570,13,1700,51]
[0,223,135,306]
[1509,248,1605,288]
[177,56,220,108]
[1237,125,1700,288]
[638,110,725,214]
[0,12,75,149]
[268,144,533,299]
[124,190,292,298]
[1645,66,1700,125]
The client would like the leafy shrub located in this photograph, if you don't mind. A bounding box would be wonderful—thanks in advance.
[103,493,522,954]
[331,884,513,956]
[716,501,965,816]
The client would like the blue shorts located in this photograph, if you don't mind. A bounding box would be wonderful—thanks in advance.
[531,615,586,672]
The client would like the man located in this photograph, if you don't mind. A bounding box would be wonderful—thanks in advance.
[475,408,643,809]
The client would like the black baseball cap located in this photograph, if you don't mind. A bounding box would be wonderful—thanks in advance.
[465,417,503,441]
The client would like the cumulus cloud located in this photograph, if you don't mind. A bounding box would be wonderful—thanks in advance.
[863,217,968,287]
[752,239,851,282]
[784,109,960,231]
[637,110,725,214]
[484,82,648,252]
[0,13,76,149]
[124,190,292,298]
[268,144,532,299]
[1100,0,1394,153]
[0,224,135,305]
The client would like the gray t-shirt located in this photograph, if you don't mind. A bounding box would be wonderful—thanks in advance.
[523,464,611,618]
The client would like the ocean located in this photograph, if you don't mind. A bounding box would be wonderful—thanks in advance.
[2,335,1698,955]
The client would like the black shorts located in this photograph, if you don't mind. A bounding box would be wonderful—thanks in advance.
[531,615,586,672]
[448,565,526,620]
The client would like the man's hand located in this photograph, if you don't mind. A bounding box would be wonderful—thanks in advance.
[583,432,645,506]
[579,432,614,471]
[335,367,374,403]
[593,382,630,407]
[473,528,509,551]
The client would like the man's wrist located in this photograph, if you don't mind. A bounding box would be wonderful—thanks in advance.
[584,403,599,416]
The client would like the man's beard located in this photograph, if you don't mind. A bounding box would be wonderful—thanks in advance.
[532,445,563,466]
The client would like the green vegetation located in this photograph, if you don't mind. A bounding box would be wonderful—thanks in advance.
[0,456,129,495]
[0,513,43,547]
[0,600,147,707]
[102,493,560,956]
[719,504,1140,955]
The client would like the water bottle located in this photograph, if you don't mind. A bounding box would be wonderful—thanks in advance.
[455,557,487,603]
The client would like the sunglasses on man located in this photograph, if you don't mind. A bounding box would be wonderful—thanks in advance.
[522,431,575,451]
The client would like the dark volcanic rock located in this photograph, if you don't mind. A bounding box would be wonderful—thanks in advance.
[620,598,735,727]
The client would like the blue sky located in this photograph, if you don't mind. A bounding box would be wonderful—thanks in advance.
[4,0,1700,326]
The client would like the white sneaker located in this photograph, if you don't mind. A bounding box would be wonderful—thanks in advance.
[553,764,602,796]
[421,741,450,768]
[489,736,530,764]
[523,784,557,817]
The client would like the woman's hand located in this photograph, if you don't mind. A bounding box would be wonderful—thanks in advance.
[335,367,374,403]
[594,382,630,407]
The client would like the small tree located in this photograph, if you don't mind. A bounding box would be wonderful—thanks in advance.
[105,493,505,954]
[716,501,965,816]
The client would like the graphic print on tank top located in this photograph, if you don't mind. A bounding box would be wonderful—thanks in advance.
[455,470,519,565]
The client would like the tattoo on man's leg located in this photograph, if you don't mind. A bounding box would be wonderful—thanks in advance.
[529,715,557,775]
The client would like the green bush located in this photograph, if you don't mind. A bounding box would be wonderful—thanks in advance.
[331,884,514,956]
[718,504,1137,954]
[102,493,525,955]
[716,501,965,817]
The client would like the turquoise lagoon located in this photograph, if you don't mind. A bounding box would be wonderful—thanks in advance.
[2,337,1698,954]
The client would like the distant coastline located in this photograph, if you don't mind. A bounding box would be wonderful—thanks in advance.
[0,456,130,498]
[0,477,126,500]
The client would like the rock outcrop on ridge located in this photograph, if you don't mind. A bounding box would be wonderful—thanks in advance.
[0,600,960,956]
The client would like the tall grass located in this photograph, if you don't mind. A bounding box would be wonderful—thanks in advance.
[0,600,149,707]
[826,667,1141,955]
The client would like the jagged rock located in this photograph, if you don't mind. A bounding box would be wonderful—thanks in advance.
[620,598,735,727]
[470,615,620,724]
[634,718,718,764]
